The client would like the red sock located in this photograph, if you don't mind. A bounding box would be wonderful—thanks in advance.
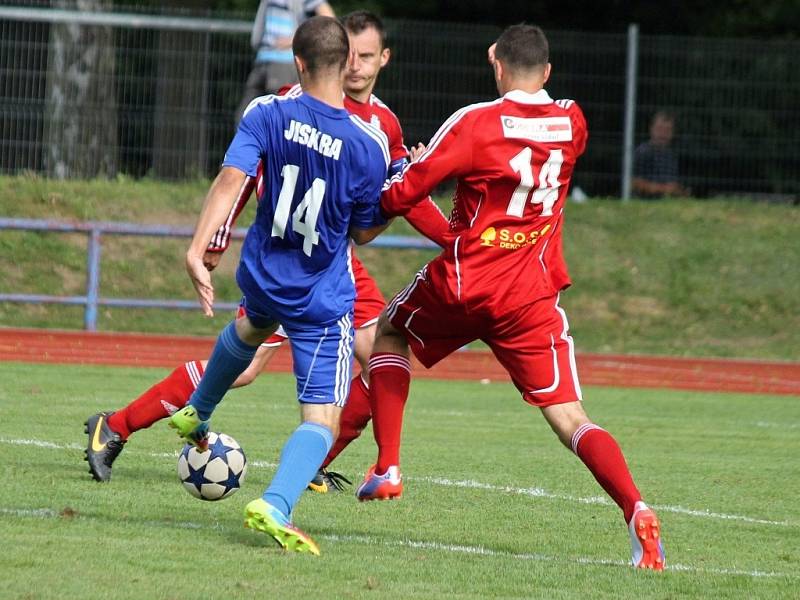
[322,373,372,468]
[107,361,204,440]
[571,423,642,523]
[369,353,411,475]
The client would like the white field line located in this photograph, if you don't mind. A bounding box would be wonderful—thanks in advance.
[755,421,800,429]
[0,436,279,469]
[412,476,791,527]
[3,438,83,450]
[323,533,793,579]
[1,436,791,527]
[0,507,792,580]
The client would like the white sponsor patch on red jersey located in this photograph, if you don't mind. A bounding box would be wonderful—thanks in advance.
[501,116,573,143]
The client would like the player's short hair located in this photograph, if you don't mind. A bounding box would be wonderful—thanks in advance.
[293,16,349,73]
[494,24,549,72]
[342,10,387,48]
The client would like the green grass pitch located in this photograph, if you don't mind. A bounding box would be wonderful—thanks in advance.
[2,362,798,599]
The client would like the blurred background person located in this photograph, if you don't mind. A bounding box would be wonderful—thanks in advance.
[235,0,334,122]
[632,110,691,199]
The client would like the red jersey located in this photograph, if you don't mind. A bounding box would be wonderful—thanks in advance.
[344,94,408,164]
[381,89,588,315]
[343,93,447,245]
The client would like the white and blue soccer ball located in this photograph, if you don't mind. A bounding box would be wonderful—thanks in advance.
[177,431,247,501]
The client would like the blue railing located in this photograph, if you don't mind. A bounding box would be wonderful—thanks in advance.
[0,217,438,331]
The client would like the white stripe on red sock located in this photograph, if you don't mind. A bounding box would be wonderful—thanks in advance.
[369,354,411,373]
[570,423,605,455]
[185,361,203,389]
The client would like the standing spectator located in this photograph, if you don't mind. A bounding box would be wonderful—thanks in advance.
[236,0,335,122]
[355,24,666,571]
[632,110,690,198]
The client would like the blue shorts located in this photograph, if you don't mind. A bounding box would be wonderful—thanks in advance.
[238,294,279,330]
[283,315,354,406]
[239,296,354,406]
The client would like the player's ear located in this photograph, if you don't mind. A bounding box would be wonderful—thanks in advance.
[493,57,503,81]
[294,55,306,76]
[543,63,552,84]
[380,47,391,68]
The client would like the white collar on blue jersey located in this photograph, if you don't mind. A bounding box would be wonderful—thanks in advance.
[503,89,553,105]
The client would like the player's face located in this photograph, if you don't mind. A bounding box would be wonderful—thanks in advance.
[345,27,390,98]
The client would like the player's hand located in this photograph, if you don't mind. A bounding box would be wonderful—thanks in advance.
[409,142,427,162]
[203,250,222,272]
[186,253,215,317]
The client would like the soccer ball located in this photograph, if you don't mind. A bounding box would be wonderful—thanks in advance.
[177,432,247,501]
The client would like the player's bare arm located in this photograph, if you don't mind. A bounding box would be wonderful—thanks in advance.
[350,221,393,245]
[186,166,248,317]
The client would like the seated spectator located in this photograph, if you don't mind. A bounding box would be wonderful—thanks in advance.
[632,111,691,198]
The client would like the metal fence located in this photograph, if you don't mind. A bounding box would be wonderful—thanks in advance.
[1,4,799,200]
[0,216,437,331]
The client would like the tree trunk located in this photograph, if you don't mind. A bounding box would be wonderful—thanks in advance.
[45,0,118,179]
[151,30,208,179]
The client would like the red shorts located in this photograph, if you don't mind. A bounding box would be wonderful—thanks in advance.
[257,251,385,347]
[386,270,582,407]
[351,251,386,329]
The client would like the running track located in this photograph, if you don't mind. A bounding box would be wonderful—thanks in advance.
[1,327,798,396]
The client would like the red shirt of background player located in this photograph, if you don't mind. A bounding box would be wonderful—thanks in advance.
[344,94,407,163]
[381,90,588,315]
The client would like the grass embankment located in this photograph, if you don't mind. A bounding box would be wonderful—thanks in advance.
[0,174,797,360]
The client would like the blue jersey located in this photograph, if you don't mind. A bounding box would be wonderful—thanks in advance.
[223,93,389,325]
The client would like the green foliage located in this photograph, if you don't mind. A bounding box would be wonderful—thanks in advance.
[2,363,799,598]
[1,175,799,359]
[562,198,800,357]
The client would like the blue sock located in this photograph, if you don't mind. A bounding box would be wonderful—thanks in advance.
[188,321,259,421]
[263,421,334,518]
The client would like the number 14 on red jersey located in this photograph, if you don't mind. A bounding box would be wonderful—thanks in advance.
[507,148,564,218]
